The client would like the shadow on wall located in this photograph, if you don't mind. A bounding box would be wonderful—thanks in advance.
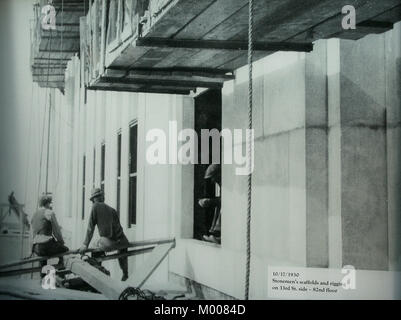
[340,73,389,271]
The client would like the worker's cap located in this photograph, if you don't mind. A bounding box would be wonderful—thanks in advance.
[90,188,104,201]
[39,194,52,207]
[204,164,220,179]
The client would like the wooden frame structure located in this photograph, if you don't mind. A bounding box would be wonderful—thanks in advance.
[31,1,400,94]
[80,0,400,95]
[0,238,176,300]
[31,0,89,92]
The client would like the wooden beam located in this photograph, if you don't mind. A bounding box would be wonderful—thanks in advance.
[33,75,65,82]
[145,0,217,38]
[88,85,192,95]
[0,238,175,270]
[64,257,127,300]
[100,76,223,89]
[0,248,154,278]
[0,264,63,278]
[96,247,155,262]
[136,37,314,52]
[291,0,401,42]
[127,242,176,289]
[104,68,235,81]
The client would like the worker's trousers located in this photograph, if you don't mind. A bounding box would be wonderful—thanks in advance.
[93,236,129,276]
[32,239,69,278]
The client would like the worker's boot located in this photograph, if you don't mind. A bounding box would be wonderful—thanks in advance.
[118,253,129,281]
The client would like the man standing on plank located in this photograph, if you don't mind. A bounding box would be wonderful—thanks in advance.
[79,188,129,281]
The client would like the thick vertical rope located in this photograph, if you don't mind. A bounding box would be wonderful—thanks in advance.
[245,0,254,300]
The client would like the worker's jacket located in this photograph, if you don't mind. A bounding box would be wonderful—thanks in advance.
[83,202,126,247]
[31,207,64,245]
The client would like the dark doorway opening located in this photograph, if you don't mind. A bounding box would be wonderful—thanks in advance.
[193,89,222,241]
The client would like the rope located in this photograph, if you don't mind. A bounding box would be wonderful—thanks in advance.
[36,28,53,209]
[245,0,254,301]
[118,287,165,300]
[55,0,64,188]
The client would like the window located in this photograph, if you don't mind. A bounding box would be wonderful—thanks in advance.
[193,89,222,243]
[117,131,122,216]
[93,148,96,188]
[128,121,138,227]
[101,143,106,192]
[82,155,86,220]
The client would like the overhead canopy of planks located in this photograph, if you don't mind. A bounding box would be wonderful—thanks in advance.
[31,0,89,92]
[33,0,401,94]
[81,0,401,95]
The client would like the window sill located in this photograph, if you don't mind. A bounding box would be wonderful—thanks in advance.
[181,238,221,249]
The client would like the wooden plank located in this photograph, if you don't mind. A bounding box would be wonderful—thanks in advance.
[92,79,197,92]
[97,247,155,262]
[145,0,216,38]
[136,38,313,52]
[65,257,127,300]
[100,75,223,89]
[0,248,154,278]
[202,0,281,41]
[0,264,63,278]
[37,81,65,89]
[336,11,399,40]
[291,0,401,42]
[129,47,175,68]
[104,68,234,80]
[0,278,105,300]
[372,4,401,23]
[122,69,233,83]
[217,51,273,71]
[39,38,80,52]
[99,0,107,74]
[106,41,151,69]
[37,51,75,59]
[34,57,71,62]
[33,75,65,82]
[154,48,195,68]
[41,25,80,36]
[89,84,191,95]
[193,50,242,68]
[127,242,175,289]
[174,0,249,40]
[32,68,66,76]
[0,238,175,270]
[253,0,346,42]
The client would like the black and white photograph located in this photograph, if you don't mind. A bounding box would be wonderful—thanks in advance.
[0,0,400,306]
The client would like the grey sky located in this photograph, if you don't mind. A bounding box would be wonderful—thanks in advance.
[0,0,47,213]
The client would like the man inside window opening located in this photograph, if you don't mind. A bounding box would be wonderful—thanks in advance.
[198,164,221,244]
[79,188,129,281]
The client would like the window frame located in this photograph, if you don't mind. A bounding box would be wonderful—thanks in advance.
[128,120,138,228]
[117,130,122,217]
[101,142,106,192]
[82,155,86,220]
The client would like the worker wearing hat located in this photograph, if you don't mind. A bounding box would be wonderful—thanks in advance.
[31,194,69,276]
[198,164,221,244]
[79,188,129,281]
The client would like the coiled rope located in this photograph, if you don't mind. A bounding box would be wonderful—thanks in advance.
[118,287,166,300]
[245,0,254,301]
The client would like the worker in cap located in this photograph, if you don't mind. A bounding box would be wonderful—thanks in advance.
[204,163,220,181]
[31,194,69,277]
[79,188,129,281]
[198,164,221,244]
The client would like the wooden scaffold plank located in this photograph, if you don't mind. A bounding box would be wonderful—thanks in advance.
[0,238,175,271]
[127,242,176,289]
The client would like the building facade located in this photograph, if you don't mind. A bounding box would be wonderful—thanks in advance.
[39,22,401,299]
